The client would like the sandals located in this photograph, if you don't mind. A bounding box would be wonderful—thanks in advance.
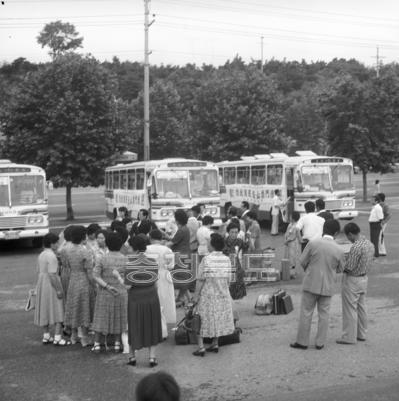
[192,348,205,357]
[91,343,102,353]
[206,345,219,353]
[53,338,72,346]
[42,336,54,345]
[127,356,136,366]
[149,357,158,367]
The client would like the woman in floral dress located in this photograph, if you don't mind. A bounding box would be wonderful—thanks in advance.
[91,232,128,353]
[63,225,93,347]
[192,233,235,356]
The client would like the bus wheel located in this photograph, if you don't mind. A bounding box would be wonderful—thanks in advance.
[32,237,43,248]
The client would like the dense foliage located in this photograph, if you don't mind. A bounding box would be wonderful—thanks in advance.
[1,22,399,216]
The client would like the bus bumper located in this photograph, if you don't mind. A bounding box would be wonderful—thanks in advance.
[0,228,49,241]
[333,210,359,220]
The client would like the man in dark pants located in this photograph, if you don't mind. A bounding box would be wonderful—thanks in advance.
[368,195,383,257]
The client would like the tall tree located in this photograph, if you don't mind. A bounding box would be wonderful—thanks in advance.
[191,67,291,161]
[1,53,131,219]
[319,74,399,200]
[37,21,83,59]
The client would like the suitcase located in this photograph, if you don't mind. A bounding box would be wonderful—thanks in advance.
[254,294,273,315]
[272,289,286,315]
[281,294,294,314]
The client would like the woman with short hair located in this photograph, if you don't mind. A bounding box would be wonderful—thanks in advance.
[126,234,163,367]
[34,233,70,346]
[193,233,235,356]
[64,225,93,347]
[91,232,128,353]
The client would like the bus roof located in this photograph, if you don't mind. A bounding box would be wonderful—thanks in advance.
[105,158,218,171]
[0,160,45,174]
[217,152,353,167]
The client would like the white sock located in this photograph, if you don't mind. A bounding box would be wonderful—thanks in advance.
[43,332,51,339]
[54,334,61,341]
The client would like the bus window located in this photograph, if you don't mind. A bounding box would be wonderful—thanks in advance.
[251,165,266,185]
[237,166,250,184]
[224,167,236,185]
[0,177,9,206]
[267,164,283,185]
[113,171,120,189]
[120,170,127,190]
[128,169,136,190]
[10,176,44,205]
[189,169,218,197]
[136,169,145,190]
[331,165,354,191]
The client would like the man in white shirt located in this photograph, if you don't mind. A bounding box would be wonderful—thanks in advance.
[296,201,324,252]
[271,189,285,236]
[368,195,384,257]
[187,205,201,253]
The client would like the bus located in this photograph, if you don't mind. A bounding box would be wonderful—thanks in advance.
[104,158,221,228]
[0,160,49,244]
[217,151,358,221]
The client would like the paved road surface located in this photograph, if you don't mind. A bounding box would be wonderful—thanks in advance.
[1,194,399,400]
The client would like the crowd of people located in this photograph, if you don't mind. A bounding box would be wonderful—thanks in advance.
[33,204,253,366]
[33,191,389,368]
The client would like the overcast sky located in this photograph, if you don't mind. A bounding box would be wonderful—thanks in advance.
[1,0,398,67]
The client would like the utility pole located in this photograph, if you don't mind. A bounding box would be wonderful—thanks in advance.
[373,46,385,78]
[143,0,153,161]
[260,36,264,72]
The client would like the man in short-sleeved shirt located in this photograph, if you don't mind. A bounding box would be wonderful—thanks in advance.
[245,211,261,251]
[296,201,324,252]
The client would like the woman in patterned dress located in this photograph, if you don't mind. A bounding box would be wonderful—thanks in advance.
[63,225,93,347]
[91,232,128,353]
[192,233,235,356]
[58,224,75,298]
[223,221,248,300]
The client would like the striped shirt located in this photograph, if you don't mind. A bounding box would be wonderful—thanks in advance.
[344,236,375,277]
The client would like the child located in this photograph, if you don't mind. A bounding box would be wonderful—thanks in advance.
[284,211,301,278]
[34,233,70,346]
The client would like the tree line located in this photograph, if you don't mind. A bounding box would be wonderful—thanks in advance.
[0,21,398,217]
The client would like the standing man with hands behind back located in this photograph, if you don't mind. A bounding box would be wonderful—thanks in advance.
[290,219,345,350]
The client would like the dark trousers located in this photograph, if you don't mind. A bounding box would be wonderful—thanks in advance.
[369,222,381,257]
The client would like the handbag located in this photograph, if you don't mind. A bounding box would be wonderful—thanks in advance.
[254,294,273,315]
[25,288,37,311]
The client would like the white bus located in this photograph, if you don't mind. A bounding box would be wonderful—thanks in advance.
[217,151,358,221]
[104,158,221,228]
[0,160,49,244]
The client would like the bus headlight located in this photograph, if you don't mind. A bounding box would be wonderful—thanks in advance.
[160,209,175,218]
[342,200,353,207]
[28,215,44,224]
[206,207,218,215]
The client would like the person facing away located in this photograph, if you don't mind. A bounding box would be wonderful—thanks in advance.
[377,192,391,257]
[243,210,261,252]
[284,211,302,274]
[290,219,345,350]
[368,194,384,257]
[135,371,181,401]
[315,198,334,221]
[187,205,201,253]
[336,222,374,345]
[296,201,325,252]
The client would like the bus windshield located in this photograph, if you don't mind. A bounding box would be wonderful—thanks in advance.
[155,170,189,198]
[300,166,332,192]
[0,177,9,207]
[189,169,219,197]
[331,165,354,191]
[9,175,46,206]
